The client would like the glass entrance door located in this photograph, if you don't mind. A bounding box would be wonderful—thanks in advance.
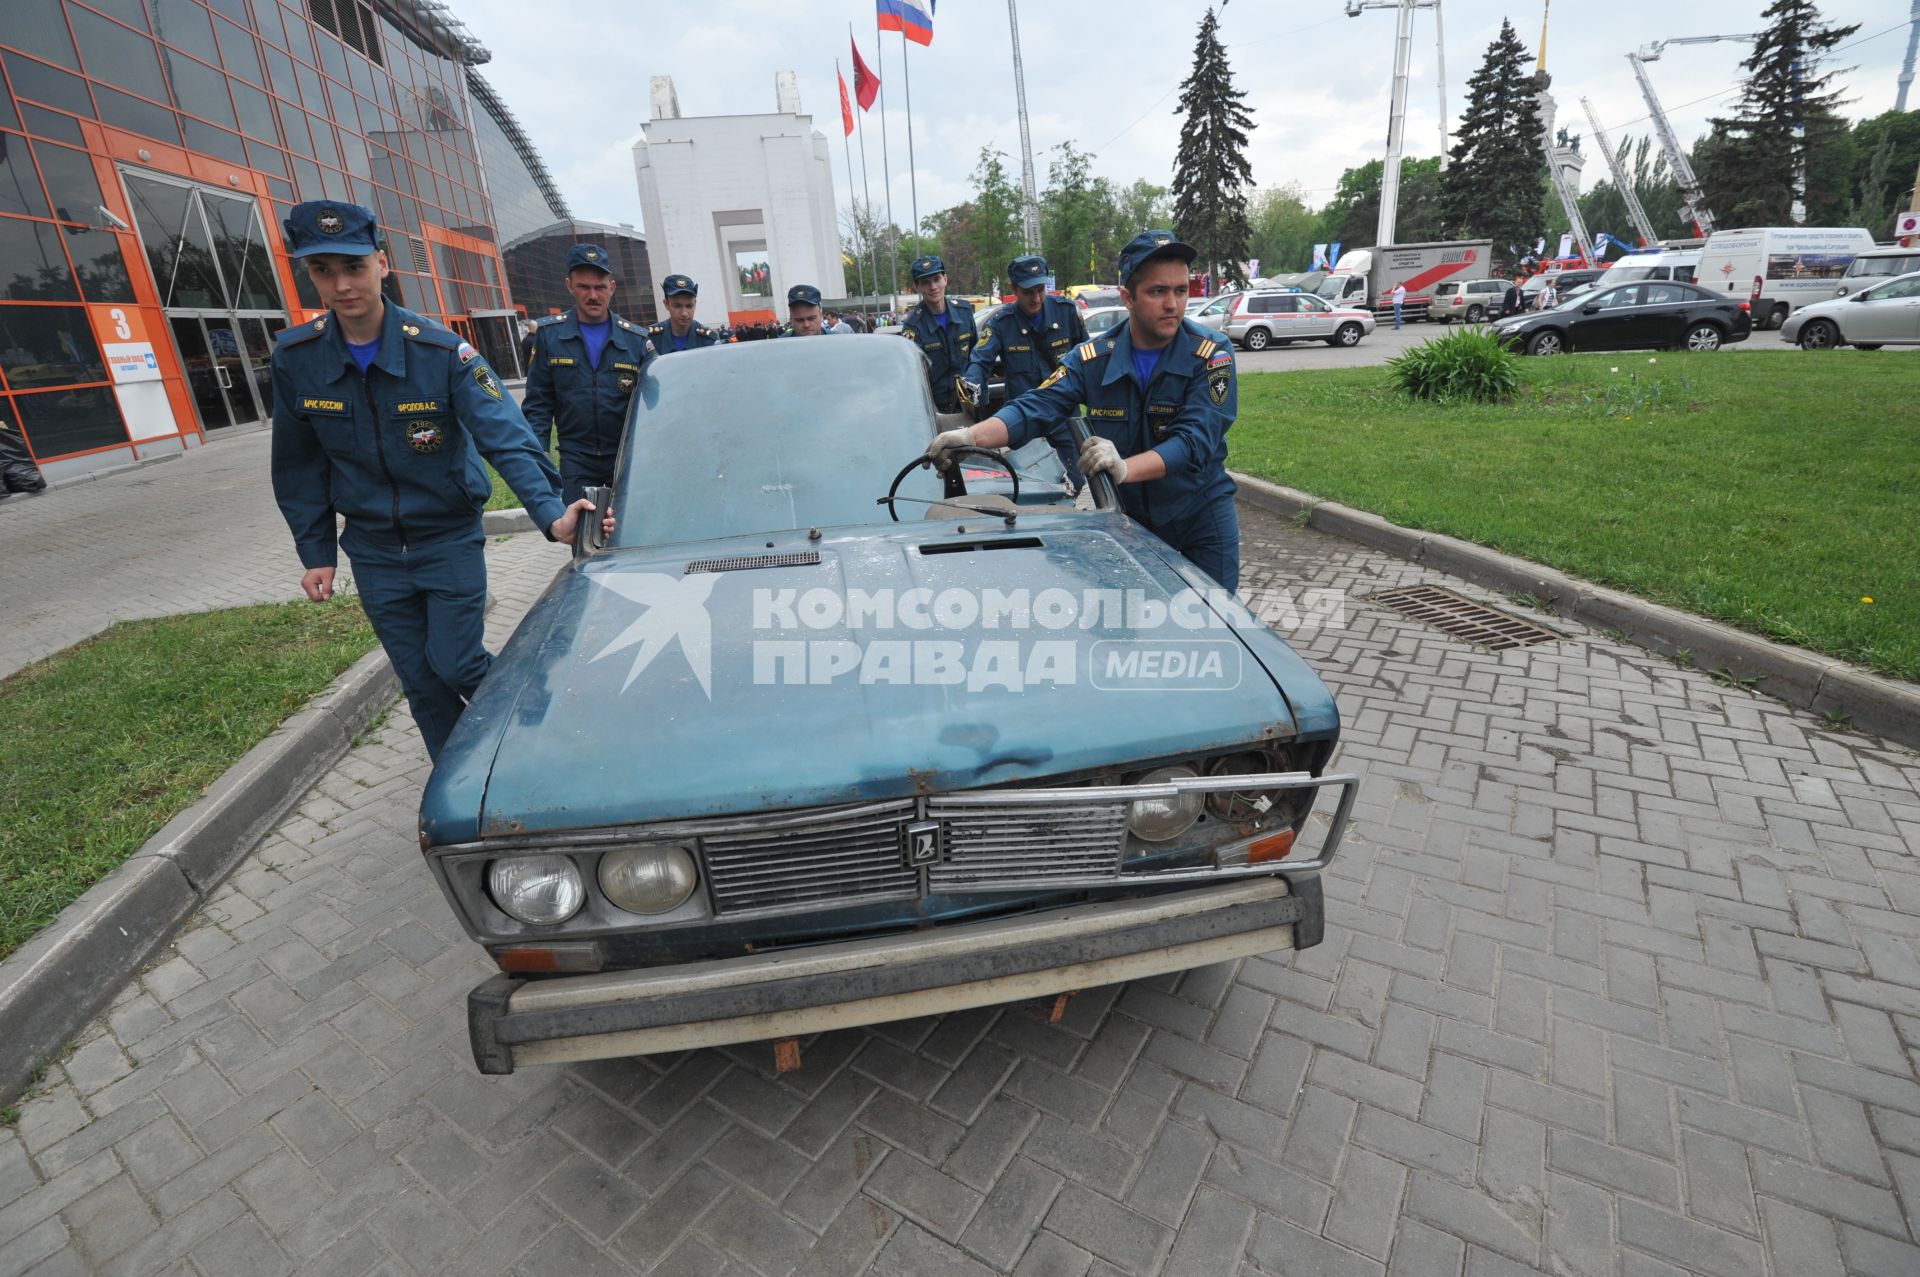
[166,314,280,430]
[121,169,288,432]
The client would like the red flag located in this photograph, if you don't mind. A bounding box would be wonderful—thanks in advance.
[851,36,880,110]
[837,68,855,136]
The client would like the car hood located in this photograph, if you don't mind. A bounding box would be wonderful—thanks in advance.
[423,512,1331,844]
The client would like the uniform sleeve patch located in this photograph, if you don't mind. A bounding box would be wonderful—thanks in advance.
[1208,350,1233,367]
[473,364,502,400]
[456,341,477,363]
[1208,365,1232,405]
[1038,366,1067,390]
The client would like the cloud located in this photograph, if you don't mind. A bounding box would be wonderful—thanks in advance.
[454,0,1911,234]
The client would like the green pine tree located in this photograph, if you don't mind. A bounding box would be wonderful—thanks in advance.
[1171,7,1255,288]
[1695,0,1859,226]
[1438,19,1546,272]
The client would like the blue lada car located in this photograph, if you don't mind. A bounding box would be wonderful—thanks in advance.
[420,336,1356,1075]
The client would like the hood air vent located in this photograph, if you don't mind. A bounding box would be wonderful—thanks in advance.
[684,551,822,574]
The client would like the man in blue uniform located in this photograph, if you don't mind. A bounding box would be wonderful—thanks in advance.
[963,253,1088,480]
[899,255,975,413]
[926,230,1242,590]
[521,243,657,504]
[785,284,827,336]
[269,202,606,762]
[646,274,721,354]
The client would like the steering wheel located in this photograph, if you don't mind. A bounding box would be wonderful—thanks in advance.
[880,447,1021,522]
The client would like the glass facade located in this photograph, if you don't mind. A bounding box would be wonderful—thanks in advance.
[504,220,656,326]
[0,0,569,475]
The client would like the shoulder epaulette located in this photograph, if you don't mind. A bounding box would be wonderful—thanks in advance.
[616,317,638,331]
[535,314,565,327]
[1077,342,1098,361]
[275,315,328,345]
[400,321,461,350]
[697,326,714,338]
[1195,338,1217,360]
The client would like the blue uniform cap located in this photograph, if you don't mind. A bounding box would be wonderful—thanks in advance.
[1009,255,1054,290]
[566,243,614,274]
[1117,229,1198,285]
[661,274,697,297]
[282,201,381,258]
[910,255,946,282]
[787,283,822,307]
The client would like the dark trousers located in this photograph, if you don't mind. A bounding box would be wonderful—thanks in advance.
[559,458,615,506]
[1147,494,1241,593]
[352,531,490,762]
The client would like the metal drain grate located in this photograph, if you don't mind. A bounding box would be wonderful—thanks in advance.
[1369,585,1561,650]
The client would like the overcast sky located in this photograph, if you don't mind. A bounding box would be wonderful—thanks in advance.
[456,0,1913,242]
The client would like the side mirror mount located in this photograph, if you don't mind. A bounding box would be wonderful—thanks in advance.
[1581,303,1601,315]
[572,484,615,560]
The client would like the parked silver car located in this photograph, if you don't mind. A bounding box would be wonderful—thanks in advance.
[1194,290,1376,350]
[1782,270,1920,350]
[1431,279,1507,324]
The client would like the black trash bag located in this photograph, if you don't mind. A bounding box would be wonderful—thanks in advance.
[0,418,46,493]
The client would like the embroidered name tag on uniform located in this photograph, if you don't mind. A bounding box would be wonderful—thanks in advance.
[611,362,639,372]
[1089,406,1126,419]
[392,399,443,414]
[300,397,348,414]
[1006,344,1032,353]
[546,356,577,366]
[1145,403,1178,416]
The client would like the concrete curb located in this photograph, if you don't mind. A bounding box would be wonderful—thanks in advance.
[482,507,535,536]
[0,649,399,1107]
[1232,472,1920,749]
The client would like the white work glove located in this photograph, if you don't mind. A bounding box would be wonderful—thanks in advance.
[926,425,974,471]
[1079,435,1128,484]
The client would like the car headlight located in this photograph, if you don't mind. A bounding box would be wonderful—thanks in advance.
[598,845,698,914]
[487,855,585,926]
[1129,765,1204,842]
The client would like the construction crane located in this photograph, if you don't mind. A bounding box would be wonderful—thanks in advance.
[1582,97,1658,246]
[1005,0,1041,251]
[1534,3,1592,265]
[1627,34,1756,237]
[1345,0,1449,248]
[1898,0,1918,112]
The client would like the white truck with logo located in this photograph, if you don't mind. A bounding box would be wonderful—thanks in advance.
[1314,240,1494,322]
[1696,227,1877,329]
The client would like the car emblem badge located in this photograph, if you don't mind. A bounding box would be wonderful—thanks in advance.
[901,820,944,868]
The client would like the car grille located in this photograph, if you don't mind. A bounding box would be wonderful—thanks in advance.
[927,796,1128,887]
[694,795,1132,915]
[699,800,918,914]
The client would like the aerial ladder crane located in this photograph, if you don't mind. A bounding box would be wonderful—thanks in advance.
[1626,34,1757,237]
[1345,0,1450,248]
[1582,98,1658,247]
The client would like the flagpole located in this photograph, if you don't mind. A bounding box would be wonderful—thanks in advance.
[864,19,899,297]
[901,29,921,260]
[835,60,867,302]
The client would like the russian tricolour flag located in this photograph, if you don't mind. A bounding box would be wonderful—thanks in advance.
[877,0,933,46]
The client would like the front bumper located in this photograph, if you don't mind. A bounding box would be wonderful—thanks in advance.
[468,874,1322,1073]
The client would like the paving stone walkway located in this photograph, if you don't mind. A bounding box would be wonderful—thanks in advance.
[0,433,308,681]
[3,504,1917,1277]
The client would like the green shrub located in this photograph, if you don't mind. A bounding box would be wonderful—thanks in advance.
[1385,326,1521,403]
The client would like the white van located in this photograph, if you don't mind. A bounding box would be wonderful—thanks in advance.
[1696,227,1877,329]
[1604,248,1701,285]
[1828,245,1920,298]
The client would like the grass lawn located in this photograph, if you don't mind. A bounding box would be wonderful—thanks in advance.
[1232,352,1920,683]
[0,600,379,961]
